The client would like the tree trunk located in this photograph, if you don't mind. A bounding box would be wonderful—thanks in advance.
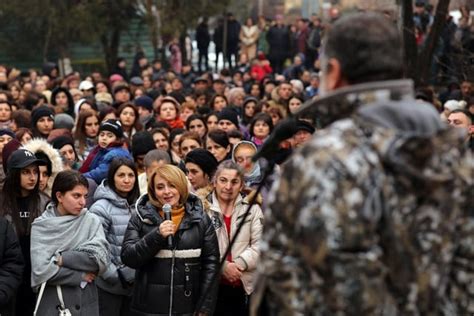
[101,29,121,74]
[401,0,418,83]
[145,0,159,60]
[43,20,53,63]
[417,0,451,85]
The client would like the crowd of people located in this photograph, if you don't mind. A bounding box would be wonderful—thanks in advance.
[0,5,472,316]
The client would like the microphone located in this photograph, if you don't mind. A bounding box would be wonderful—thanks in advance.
[163,204,173,249]
[252,117,298,162]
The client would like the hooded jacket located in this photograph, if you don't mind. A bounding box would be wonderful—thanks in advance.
[89,181,135,296]
[22,138,64,197]
[254,80,474,315]
[121,194,219,316]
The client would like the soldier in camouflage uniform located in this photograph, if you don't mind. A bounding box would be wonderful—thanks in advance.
[252,13,474,315]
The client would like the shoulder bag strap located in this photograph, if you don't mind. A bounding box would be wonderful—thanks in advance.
[56,285,66,310]
[33,282,47,316]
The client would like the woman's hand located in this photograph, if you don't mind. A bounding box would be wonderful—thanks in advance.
[222,262,242,283]
[56,255,63,267]
[83,272,96,283]
[159,220,176,238]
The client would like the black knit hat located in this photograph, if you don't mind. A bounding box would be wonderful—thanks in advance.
[31,106,55,128]
[131,131,156,158]
[51,135,75,151]
[134,96,154,112]
[217,107,239,128]
[185,148,218,177]
[0,129,15,139]
[99,119,123,138]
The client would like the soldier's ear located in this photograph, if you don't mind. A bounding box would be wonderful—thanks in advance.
[324,58,347,91]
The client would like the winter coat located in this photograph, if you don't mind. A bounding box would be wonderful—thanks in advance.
[75,138,97,162]
[227,20,241,54]
[213,24,224,53]
[196,22,211,51]
[23,138,64,197]
[266,25,290,60]
[240,25,259,60]
[0,218,24,316]
[254,80,474,315]
[89,182,135,296]
[121,194,220,316]
[200,189,263,295]
[83,145,132,184]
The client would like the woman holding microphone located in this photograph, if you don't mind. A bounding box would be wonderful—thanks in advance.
[121,164,219,315]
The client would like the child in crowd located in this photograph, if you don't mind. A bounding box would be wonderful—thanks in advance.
[79,119,132,184]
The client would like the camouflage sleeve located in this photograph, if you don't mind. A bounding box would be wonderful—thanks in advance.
[450,154,474,314]
[451,216,474,314]
[258,147,338,314]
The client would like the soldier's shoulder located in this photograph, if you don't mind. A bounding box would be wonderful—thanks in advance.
[291,119,377,176]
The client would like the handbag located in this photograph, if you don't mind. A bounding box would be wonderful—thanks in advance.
[32,283,72,316]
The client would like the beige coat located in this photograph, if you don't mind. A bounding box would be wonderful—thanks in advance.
[239,25,259,60]
[203,190,264,295]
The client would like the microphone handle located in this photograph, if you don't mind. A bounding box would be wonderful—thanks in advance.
[165,212,174,249]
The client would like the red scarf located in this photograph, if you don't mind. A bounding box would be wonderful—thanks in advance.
[162,118,184,130]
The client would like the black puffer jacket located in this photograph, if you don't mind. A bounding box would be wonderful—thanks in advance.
[0,217,24,316]
[121,194,219,316]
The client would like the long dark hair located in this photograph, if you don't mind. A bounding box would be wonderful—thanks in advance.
[51,87,75,118]
[116,102,143,134]
[107,157,140,205]
[0,165,42,236]
[74,110,99,156]
[51,170,89,205]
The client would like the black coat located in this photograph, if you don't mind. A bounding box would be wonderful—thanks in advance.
[196,22,211,51]
[0,217,24,316]
[227,19,241,54]
[121,194,219,316]
[266,25,290,60]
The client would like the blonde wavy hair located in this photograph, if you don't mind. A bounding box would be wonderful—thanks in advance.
[148,164,189,208]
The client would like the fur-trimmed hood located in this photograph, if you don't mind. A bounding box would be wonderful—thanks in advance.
[22,138,64,197]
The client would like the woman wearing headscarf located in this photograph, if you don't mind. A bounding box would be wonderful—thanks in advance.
[30,106,55,139]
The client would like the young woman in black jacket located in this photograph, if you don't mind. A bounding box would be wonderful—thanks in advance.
[0,148,49,315]
[121,164,219,315]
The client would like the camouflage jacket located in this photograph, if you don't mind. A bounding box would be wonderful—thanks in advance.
[252,81,474,315]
